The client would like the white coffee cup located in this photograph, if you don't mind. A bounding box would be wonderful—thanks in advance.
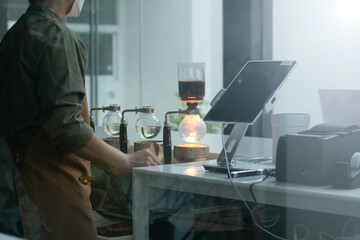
[271,113,310,163]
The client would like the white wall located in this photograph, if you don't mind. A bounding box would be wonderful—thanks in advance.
[272,0,360,126]
[141,0,192,116]
[191,0,223,107]
[120,0,141,108]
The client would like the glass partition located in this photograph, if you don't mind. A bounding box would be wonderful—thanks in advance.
[1,0,359,239]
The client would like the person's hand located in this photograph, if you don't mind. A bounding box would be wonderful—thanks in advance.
[75,134,161,176]
[126,148,161,168]
[111,148,160,176]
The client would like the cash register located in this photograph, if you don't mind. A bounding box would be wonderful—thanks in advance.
[276,123,360,187]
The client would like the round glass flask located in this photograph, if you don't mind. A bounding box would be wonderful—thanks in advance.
[135,107,162,139]
[178,114,207,143]
[103,104,121,135]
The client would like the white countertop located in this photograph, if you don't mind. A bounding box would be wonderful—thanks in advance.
[133,159,360,217]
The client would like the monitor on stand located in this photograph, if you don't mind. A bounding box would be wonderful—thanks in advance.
[203,60,297,171]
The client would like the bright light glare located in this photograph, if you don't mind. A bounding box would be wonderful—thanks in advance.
[177,144,207,148]
[184,167,201,176]
[337,0,360,24]
[178,114,207,143]
[186,131,197,143]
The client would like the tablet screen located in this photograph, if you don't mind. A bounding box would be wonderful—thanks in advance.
[204,60,297,124]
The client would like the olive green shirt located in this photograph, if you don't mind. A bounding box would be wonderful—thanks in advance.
[0,3,93,153]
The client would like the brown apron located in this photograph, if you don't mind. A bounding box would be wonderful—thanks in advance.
[21,95,97,240]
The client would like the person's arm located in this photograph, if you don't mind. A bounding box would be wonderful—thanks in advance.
[74,133,160,176]
[37,29,159,175]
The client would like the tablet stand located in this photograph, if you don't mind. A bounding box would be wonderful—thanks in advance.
[217,123,250,167]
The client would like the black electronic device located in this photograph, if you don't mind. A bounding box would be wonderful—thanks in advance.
[276,124,360,186]
[331,160,360,189]
[204,60,297,124]
[203,60,297,172]
[228,168,276,178]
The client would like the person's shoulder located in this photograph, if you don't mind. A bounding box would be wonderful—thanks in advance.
[0,14,56,48]
[10,11,86,51]
[61,25,84,43]
[15,14,63,42]
[59,25,87,52]
[28,18,85,49]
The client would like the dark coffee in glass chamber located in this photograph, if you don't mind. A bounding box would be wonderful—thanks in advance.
[179,80,205,103]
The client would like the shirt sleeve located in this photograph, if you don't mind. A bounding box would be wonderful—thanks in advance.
[37,28,93,154]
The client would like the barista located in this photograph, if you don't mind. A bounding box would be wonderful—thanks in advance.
[0,0,160,239]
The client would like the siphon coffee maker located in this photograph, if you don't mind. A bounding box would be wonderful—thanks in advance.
[90,104,121,134]
[89,104,122,149]
[163,62,209,164]
[120,106,161,153]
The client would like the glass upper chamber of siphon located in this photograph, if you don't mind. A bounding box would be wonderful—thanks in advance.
[102,104,122,136]
[178,62,205,103]
[135,107,162,139]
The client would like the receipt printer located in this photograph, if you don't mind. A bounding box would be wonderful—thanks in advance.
[276,124,360,186]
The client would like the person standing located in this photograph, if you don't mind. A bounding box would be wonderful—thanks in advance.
[0,0,160,239]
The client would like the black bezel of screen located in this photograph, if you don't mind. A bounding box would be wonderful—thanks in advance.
[204,60,297,124]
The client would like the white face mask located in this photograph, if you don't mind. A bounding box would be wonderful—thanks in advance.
[66,0,85,17]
